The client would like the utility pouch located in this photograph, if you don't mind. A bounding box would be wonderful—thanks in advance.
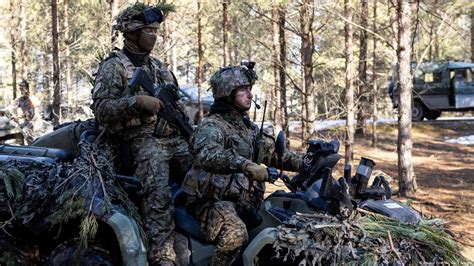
[153,118,168,137]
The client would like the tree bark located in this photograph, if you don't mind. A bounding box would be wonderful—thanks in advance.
[19,0,27,80]
[433,0,439,60]
[344,0,355,166]
[299,0,315,139]
[107,0,119,46]
[162,0,172,68]
[396,0,416,196]
[9,0,18,100]
[222,1,229,66]
[231,15,239,65]
[63,0,73,107]
[51,0,61,125]
[389,1,398,63]
[272,1,282,134]
[371,0,378,147]
[279,6,288,136]
[197,0,204,123]
[471,5,474,62]
[356,0,368,136]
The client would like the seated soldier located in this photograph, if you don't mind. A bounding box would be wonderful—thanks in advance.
[182,63,304,265]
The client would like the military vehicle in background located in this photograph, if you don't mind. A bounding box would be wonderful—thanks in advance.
[178,85,214,125]
[389,61,474,121]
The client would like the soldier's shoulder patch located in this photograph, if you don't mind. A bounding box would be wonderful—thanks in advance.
[194,126,225,149]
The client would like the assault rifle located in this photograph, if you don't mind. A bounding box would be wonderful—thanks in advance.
[252,100,267,165]
[128,67,193,140]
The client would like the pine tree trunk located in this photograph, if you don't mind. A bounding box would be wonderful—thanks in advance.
[389,1,398,63]
[433,0,439,60]
[108,0,119,46]
[51,0,61,125]
[471,6,474,62]
[19,0,27,80]
[197,0,204,123]
[9,0,18,100]
[371,0,378,147]
[356,0,368,136]
[299,0,315,138]
[162,0,172,68]
[279,5,288,136]
[272,1,282,134]
[396,0,416,197]
[63,0,73,107]
[222,1,229,66]
[232,15,239,65]
[344,0,355,166]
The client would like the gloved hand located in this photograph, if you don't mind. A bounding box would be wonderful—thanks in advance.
[244,162,269,182]
[134,95,163,115]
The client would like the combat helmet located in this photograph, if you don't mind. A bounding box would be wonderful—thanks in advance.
[113,3,174,33]
[209,61,258,99]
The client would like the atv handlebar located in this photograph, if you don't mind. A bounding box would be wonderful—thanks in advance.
[267,167,291,186]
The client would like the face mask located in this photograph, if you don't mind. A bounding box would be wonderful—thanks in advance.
[138,30,157,53]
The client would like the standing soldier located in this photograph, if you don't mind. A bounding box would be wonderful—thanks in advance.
[91,3,192,265]
[17,79,35,144]
[182,63,304,265]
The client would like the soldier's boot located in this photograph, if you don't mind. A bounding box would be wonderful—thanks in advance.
[174,232,190,266]
[149,235,176,266]
[210,249,241,266]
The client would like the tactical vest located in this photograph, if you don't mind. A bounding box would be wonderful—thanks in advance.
[182,113,265,210]
[100,49,178,137]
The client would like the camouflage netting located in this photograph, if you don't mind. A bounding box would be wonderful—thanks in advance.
[273,210,470,265]
[0,138,143,246]
[0,160,57,226]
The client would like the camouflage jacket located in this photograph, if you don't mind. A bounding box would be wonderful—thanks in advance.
[182,111,303,209]
[18,96,35,121]
[91,49,179,140]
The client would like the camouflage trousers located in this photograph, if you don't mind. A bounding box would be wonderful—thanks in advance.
[130,135,192,264]
[198,201,249,266]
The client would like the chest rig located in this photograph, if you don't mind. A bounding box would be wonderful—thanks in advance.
[114,50,178,136]
[184,113,265,210]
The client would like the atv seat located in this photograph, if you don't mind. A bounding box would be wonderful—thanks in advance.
[172,187,205,241]
[0,144,73,162]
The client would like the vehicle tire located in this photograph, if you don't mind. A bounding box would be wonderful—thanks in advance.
[45,239,115,266]
[425,110,441,120]
[412,101,425,122]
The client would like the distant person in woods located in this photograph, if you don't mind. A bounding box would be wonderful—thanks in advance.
[17,79,35,143]
[91,3,192,265]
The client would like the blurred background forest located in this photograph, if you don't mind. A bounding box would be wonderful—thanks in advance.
[0,0,472,128]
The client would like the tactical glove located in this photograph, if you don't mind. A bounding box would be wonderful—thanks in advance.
[134,95,163,115]
[244,162,269,182]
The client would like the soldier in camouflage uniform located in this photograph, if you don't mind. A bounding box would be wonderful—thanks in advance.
[182,63,303,265]
[17,80,35,144]
[91,3,192,265]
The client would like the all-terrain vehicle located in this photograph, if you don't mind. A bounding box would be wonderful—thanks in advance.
[0,129,147,265]
[389,61,474,121]
[0,120,420,265]
[173,132,421,265]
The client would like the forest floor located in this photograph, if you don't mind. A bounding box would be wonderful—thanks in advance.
[266,118,474,261]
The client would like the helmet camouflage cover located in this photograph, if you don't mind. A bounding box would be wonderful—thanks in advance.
[209,63,258,99]
[113,3,174,33]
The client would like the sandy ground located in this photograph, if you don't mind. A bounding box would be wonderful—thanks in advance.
[266,119,474,261]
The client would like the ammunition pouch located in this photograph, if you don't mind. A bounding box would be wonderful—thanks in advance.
[182,164,253,206]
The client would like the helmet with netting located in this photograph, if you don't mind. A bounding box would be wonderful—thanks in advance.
[113,3,174,33]
[209,62,258,99]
